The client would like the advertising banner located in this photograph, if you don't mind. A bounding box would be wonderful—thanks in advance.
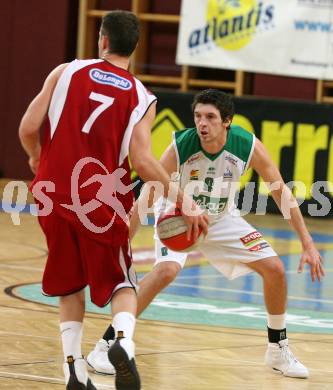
[176,0,333,79]
[150,90,333,217]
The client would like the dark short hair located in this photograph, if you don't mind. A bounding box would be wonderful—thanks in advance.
[101,10,139,57]
[192,89,235,122]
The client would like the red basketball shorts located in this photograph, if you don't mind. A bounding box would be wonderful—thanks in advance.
[38,212,137,307]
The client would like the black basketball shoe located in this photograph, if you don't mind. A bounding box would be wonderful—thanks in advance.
[64,356,97,390]
[108,333,141,390]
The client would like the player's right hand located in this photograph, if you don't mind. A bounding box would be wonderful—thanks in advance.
[180,196,209,241]
[298,242,325,282]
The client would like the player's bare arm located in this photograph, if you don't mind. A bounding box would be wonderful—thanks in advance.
[132,143,207,240]
[129,102,169,237]
[129,102,177,188]
[159,144,208,240]
[18,63,68,173]
[128,144,177,240]
[250,138,324,282]
[129,123,208,241]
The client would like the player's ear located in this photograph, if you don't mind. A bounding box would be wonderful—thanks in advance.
[223,116,232,128]
[100,34,109,52]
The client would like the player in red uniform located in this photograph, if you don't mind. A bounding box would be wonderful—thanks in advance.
[19,10,208,390]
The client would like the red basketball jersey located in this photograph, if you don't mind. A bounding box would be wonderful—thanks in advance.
[32,59,156,244]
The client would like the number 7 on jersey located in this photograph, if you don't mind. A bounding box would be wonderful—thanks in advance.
[81,92,115,134]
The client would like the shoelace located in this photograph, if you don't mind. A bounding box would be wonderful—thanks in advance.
[279,343,298,365]
[97,341,109,353]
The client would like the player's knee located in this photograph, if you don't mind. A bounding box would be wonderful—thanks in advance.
[59,290,85,310]
[265,257,286,280]
[156,262,181,286]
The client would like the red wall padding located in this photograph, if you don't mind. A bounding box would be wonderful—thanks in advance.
[0,0,77,180]
[253,74,317,101]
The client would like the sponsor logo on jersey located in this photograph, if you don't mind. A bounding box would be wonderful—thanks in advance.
[240,231,263,246]
[193,194,228,215]
[249,242,270,252]
[187,154,201,165]
[190,169,199,180]
[225,154,238,166]
[223,167,233,179]
[89,69,132,90]
[207,167,216,175]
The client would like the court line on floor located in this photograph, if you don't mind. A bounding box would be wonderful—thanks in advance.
[0,355,332,387]
[176,269,333,279]
[1,261,333,275]
[0,360,55,367]
[4,274,333,306]
[1,345,332,372]
[0,330,107,348]
[1,326,332,352]
[170,282,333,304]
[0,240,47,253]
[0,371,114,388]
[0,263,44,271]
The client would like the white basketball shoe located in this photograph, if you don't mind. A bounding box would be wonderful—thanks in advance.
[87,339,116,375]
[265,339,309,378]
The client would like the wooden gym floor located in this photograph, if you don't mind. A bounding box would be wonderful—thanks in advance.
[0,179,332,389]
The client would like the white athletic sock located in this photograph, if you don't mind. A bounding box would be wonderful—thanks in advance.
[112,312,136,339]
[60,321,83,360]
[267,313,286,330]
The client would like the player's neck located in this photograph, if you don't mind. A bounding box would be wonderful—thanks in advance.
[200,132,228,155]
[101,54,130,71]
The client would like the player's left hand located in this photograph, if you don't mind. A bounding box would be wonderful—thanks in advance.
[298,243,325,282]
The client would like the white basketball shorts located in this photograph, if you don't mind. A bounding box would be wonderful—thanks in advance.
[154,213,277,280]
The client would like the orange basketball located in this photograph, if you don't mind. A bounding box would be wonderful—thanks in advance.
[156,206,203,252]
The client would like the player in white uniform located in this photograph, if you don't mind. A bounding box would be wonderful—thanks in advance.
[87,89,324,380]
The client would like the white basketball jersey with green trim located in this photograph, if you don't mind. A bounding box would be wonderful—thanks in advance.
[173,125,255,221]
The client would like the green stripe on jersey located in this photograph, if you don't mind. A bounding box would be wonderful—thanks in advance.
[224,125,254,163]
[174,128,201,165]
[174,125,253,165]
